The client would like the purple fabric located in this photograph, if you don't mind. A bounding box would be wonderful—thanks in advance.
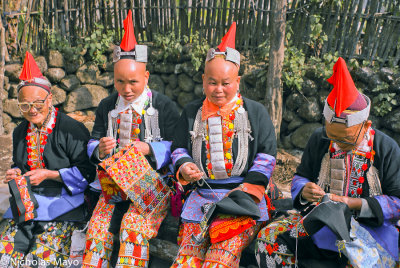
[4,188,84,221]
[149,140,172,170]
[171,148,192,165]
[311,219,399,260]
[59,166,88,195]
[339,94,368,118]
[87,139,99,158]
[312,226,339,251]
[248,153,276,179]
[374,195,400,221]
[181,177,269,223]
[361,221,399,259]
[291,175,310,203]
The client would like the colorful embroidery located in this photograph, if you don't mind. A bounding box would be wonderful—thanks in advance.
[26,107,58,170]
[329,128,375,198]
[99,144,170,218]
[256,214,302,267]
[0,220,78,268]
[13,176,37,221]
[209,214,256,244]
[83,194,169,268]
[173,222,260,268]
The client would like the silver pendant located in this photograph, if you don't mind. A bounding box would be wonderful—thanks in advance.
[110,110,118,118]
[237,107,245,114]
[147,107,155,116]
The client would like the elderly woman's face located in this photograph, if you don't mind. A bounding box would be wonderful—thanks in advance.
[325,120,371,151]
[18,86,52,128]
[202,57,240,107]
[114,59,149,103]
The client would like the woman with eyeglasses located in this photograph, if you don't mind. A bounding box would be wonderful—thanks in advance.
[0,52,96,267]
[255,58,400,268]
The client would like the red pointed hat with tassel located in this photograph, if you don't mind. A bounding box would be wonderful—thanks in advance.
[18,51,51,93]
[217,22,236,52]
[206,22,240,66]
[113,10,147,63]
[323,57,370,127]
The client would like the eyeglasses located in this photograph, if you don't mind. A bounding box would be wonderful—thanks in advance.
[18,94,49,113]
[322,121,365,146]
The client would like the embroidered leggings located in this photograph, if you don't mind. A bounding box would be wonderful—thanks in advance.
[0,220,79,268]
[172,222,261,268]
[255,213,352,268]
[82,194,168,268]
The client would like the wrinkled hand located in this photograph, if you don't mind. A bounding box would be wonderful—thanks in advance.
[180,163,203,183]
[4,168,21,183]
[301,182,325,203]
[329,193,362,210]
[131,141,151,156]
[23,169,60,186]
[99,137,117,159]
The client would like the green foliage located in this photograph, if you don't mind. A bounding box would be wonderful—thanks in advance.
[45,29,82,62]
[153,32,184,61]
[83,23,115,67]
[282,46,306,91]
[187,32,210,71]
[46,23,114,67]
[371,84,398,117]
[153,31,209,71]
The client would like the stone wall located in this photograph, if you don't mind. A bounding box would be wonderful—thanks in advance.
[278,67,400,150]
[3,47,400,150]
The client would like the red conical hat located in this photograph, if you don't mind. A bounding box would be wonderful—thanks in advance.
[326,57,361,117]
[217,22,236,52]
[120,10,137,52]
[19,51,43,81]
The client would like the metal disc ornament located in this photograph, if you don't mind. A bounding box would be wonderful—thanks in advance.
[147,107,156,116]
[237,107,245,114]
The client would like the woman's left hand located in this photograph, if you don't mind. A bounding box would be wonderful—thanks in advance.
[131,141,151,156]
[23,169,61,186]
[329,194,362,210]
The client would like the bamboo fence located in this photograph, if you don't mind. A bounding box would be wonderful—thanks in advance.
[2,0,400,64]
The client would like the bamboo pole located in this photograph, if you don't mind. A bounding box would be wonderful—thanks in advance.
[348,0,368,59]
[20,0,33,52]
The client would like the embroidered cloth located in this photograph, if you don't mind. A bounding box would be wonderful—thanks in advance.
[98,144,170,218]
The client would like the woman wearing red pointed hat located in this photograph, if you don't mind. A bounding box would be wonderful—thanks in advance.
[170,22,277,267]
[255,57,400,267]
[81,10,179,268]
[0,51,96,266]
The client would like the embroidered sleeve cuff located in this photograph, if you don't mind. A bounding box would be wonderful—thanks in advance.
[248,153,276,179]
[87,139,99,158]
[59,167,88,195]
[242,183,265,203]
[148,141,172,170]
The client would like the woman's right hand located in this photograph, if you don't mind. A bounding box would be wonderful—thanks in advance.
[301,182,325,203]
[98,137,117,159]
[4,168,21,183]
[180,163,203,183]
